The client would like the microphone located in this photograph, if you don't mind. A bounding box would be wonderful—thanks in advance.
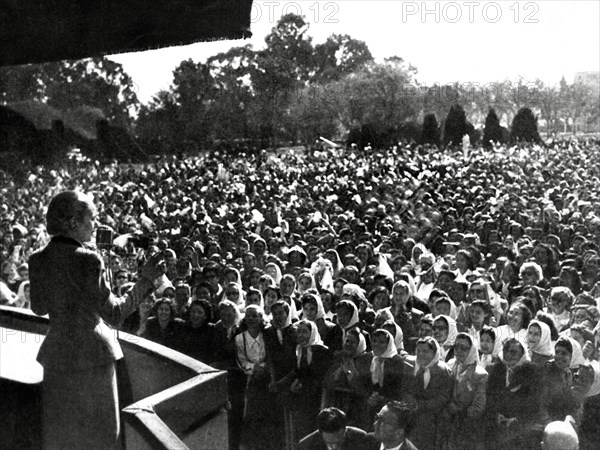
[96,225,114,249]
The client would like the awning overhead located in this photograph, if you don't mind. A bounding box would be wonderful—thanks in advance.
[0,0,254,66]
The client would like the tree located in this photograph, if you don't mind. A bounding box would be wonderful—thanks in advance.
[482,108,504,147]
[312,34,373,83]
[421,113,440,146]
[0,57,139,127]
[444,104,472,146]
[510,107,541,143]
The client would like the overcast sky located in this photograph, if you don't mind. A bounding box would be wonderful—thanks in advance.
[109,1,600,104]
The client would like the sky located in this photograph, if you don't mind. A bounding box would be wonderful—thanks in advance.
[109,1,600,104]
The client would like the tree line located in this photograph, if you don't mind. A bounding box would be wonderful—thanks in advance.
[1,13,598,155]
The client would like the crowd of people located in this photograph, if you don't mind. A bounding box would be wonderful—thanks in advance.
[2,137,600,449]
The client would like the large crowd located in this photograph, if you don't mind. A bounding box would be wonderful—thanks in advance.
[2,138,600,449]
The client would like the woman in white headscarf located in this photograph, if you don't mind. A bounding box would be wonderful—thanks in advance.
[540,336,592,425]
[350,329,411,431]
[408,336,453,450]
[433,314,459,362]
[14,280,31,309]
[300,292,335,347]
[282,319,331,444]
[323,327,367,427]
[526,320,554,366]
[478,325,503,372]
[441,333,489,450]
[486,339,539,449]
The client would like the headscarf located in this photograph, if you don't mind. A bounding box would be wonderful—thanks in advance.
[225,281,245,310]
[218,299,241,339]
[296,320,324,367]
[501,339,530,387]
[414,336,441,389]
[435,297,458,320]
[453,333,480,382]
[337,300,360,342]
[527,320,554,357]
[556,336,586,369]
[274,300,294,344]
[382,319,404,352]
[14,280,30,309]
[411,243,428,268]
[479,327,503,369]
[344,328,367,356]
[297,272,317,295]
[274,301,293,330]
[370,329,398,386]
[224,266,243,287]
[302,293,326,320]
[434,314,459,358]
[265,262,283,286]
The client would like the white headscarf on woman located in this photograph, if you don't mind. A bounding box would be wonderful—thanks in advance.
[337,300,360,343]
[414,336,441,389]
[345,329,367,356]
[382,319,405,352]
[434,314,459,360]
[370,329,398,387]
[302,293,326,321]
[527,320,554,357]
[296,320,324,367]
[556,336,586,369]
[15,280,30,309]
[478,327,503,369]
[453,333,480,382]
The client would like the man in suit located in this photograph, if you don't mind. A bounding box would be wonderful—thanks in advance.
[299,407,371,450]
[371,401,419,450]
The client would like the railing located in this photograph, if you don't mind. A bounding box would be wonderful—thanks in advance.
[0,306,228,450]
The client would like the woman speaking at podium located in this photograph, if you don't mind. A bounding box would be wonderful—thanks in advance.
[29,190,163,450]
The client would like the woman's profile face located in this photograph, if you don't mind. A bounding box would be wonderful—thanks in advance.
[554,345,572,370]
[189,304,206,327]
[157,303,172,323]
[572,308,589,325]
[454,337,471,364]
[527,324,542,348]
[480,333,495,355]
[24,285,31,300]
[372,333,389,357]
[75,207,96,243]
[416,342,436,366]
